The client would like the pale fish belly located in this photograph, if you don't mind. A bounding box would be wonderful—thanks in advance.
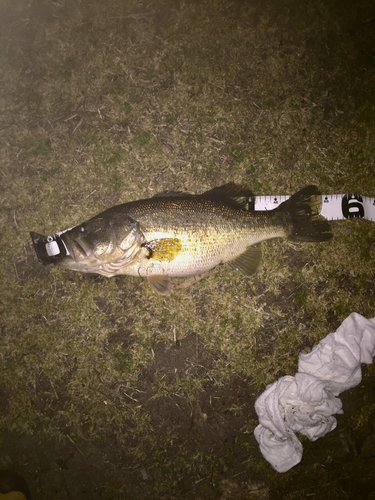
[122,223,287,279]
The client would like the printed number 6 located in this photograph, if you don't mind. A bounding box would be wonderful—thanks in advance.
[341,194,364,219]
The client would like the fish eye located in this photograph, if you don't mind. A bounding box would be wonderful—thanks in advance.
[80,226,85,232]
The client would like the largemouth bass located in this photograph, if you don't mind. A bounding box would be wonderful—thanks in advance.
[30,184,332,295]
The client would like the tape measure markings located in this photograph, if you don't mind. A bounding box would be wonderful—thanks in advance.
[254,194,375,222]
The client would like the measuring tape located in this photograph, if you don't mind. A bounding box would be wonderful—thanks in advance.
[254,193,375,221]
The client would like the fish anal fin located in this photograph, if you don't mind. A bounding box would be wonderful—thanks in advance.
[147,275,172,295]
[228,246,263,277]
[145,238,182,262]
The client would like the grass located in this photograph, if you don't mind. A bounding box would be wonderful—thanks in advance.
[1,0,375,498]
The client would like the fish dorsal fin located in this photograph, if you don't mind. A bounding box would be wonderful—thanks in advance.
[152,183,254,210]
[147,275,172,295]
[152,190,193,198]
[202,182,253,199]
[201,183,255,211]
[227,246,263,277]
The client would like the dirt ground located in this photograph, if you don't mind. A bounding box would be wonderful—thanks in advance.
[1,338,375,499]
[1,0,375,499]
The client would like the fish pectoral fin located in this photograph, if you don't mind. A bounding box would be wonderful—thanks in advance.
[145,238,182,262]
[227,246,263,277]
[147,275,172,295]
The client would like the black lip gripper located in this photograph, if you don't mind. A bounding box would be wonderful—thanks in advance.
[30,232,68,265]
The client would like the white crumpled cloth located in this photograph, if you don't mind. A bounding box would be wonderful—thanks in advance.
[254,313,375,473]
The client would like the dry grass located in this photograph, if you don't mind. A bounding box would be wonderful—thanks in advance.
[1,0,375,498]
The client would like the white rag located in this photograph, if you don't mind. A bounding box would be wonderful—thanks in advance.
[254,312,375,473]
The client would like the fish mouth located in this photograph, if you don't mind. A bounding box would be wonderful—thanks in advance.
[69,235,94,258]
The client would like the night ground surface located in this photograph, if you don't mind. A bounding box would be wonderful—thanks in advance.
[1,0,375,499]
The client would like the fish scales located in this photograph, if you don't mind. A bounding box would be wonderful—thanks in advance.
[122,196,287,278]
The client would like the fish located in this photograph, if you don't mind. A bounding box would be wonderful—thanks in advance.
[30,183,332,295]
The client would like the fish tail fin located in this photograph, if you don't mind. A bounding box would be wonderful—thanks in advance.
[278,186,332,242]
